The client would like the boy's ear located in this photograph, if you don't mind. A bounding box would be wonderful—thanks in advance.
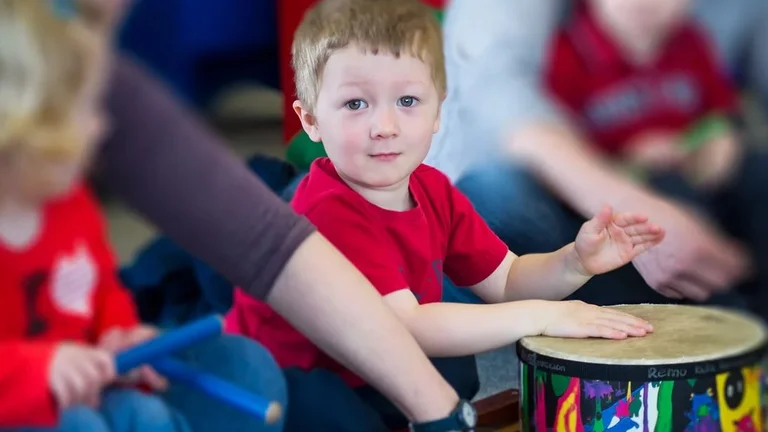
[292,100,322,142]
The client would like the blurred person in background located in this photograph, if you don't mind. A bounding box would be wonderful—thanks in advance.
[428,0,768,321]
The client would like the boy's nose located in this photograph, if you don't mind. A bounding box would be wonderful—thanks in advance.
[370,108,399,139]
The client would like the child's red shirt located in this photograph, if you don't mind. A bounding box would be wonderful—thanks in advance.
[545,4,739,156]
[226,158,508,387]
[0,185,139,428]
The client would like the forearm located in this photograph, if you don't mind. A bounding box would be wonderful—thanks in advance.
[266,233,458,423]
[511,122,667,217]
[396,300,546,357]
[503,244,590,302]
[98,55,315,300]
[454,0,664,218]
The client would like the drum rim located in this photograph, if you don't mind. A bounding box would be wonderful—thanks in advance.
[517,304,768,381]
[516,341,766,381]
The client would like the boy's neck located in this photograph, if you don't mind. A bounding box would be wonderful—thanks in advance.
[339,173,415,212]
[592,13,670,67]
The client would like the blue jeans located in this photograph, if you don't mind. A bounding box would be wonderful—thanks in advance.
[10,335,287,432]
[13,389,190,432]
[282,355,479,432]
[280,171,308,202]
[448,148,768,318]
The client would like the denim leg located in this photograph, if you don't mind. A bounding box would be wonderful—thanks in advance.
[7,406,110,432]
[100,388,190,432]
[280,171,308,202]
[163,334,287,432]
[454,162,672,306]
[282,368,389,432]
[645,171,749,310]
[711,148,768,320]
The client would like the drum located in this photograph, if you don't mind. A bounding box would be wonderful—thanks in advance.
[517,304,768,432]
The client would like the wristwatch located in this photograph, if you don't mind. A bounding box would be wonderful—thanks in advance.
[409,399,478,432]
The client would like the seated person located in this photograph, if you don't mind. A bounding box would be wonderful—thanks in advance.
[546,0,741,191]
[226,0,660,430]
[0,2,285,431]
[439,0,767,318]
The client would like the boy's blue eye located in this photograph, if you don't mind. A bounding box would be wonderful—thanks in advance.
[345,99,368,110]
[398,96,417,107]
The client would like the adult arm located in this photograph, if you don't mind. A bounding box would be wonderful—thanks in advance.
[97,55,458,422]
[446,0,660,216]
[446,0,747,298]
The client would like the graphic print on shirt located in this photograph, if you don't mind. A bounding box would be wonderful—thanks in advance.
[584,73,701,132]
[50,242,97,317]
[23,270,49,336]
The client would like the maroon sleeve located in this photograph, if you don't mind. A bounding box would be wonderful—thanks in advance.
[96,55,316,300]
[443,184,509,287]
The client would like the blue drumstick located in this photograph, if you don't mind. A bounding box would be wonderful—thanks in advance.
[116,315,223,374]
[151,357,283,424]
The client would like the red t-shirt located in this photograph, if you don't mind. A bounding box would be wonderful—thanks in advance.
[0,185,139,428]
[544,5,738,155]
[226,158,508,386]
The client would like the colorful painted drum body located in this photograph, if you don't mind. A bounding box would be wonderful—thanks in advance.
[517,305,768,432]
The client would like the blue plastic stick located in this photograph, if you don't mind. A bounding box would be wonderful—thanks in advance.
[116,315,223,374]
[151,357,283,424]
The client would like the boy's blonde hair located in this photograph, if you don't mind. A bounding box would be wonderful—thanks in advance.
[0,0,108,159]
[292,0,446,112]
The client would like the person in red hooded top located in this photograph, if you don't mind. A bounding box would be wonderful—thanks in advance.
[0,2,285,431]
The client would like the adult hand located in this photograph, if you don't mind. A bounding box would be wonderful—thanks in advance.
[624,131,687,172]
[684,135,742,191]
[631,201,750,301]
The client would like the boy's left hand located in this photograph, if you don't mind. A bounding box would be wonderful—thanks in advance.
[98,325,169,391]
[573,205,665,276]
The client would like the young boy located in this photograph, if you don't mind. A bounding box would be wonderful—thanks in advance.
[0,2,285,431]
[226,0,662,430]
[545,0,742,190]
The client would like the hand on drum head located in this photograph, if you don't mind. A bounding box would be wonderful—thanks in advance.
[539,301,654,340]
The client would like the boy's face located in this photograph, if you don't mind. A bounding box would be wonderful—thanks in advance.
[592,0,691,43]
[294,46,441,190]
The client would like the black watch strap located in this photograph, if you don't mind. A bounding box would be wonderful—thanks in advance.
[409,399,477,432]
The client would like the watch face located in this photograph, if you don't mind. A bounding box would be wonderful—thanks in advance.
[461,401,478,427]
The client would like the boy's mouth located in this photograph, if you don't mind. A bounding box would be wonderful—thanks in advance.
[369,152,402,162]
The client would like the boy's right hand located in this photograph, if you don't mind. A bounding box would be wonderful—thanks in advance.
[539,301,653,340]
[49,343,116,410]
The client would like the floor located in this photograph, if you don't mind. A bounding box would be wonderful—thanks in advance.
[104,85,768,401]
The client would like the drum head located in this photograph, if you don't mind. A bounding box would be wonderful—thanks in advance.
[519,304,767,365]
